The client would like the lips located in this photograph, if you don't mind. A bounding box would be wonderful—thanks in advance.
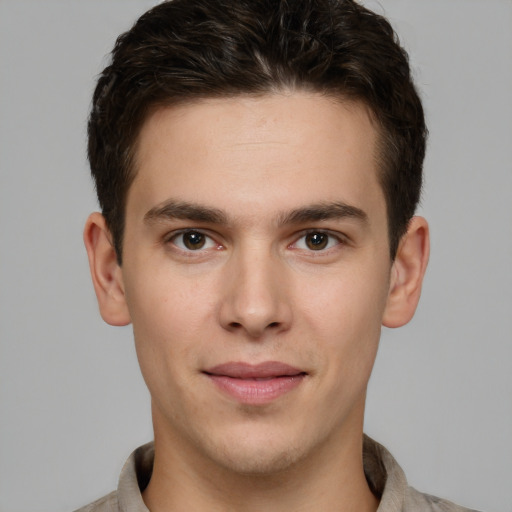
[203,361,307,404]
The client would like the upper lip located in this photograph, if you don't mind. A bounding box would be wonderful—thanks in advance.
[204,361,305,379]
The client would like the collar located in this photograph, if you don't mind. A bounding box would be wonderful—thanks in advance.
[116,435,409,512]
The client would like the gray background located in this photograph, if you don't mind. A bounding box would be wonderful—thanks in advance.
[0,1,510,511]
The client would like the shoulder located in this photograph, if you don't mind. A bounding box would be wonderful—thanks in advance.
[73,442,153,512]
[405,486,482,512]
[73,490,119,512]
[363,435,482,512]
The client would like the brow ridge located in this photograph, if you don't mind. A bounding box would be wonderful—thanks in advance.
[277,202,368,226]
[143,199,368,227]
[144,200,227,224]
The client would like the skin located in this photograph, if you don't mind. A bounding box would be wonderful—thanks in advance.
[85,92,429,512]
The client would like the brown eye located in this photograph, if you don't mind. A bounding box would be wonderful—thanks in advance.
[169,230,219,253]
[305,232,329,250]
[170,230,214,251]
[182,231,206,250]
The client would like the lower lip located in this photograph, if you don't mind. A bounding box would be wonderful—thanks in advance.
[206,374,305,405]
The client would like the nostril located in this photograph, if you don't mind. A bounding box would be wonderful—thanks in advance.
[268,322,279,328]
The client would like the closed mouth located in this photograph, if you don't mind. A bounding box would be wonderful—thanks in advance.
[203,361,307,404]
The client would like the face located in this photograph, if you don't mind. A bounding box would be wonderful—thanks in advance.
[119,93,394,474]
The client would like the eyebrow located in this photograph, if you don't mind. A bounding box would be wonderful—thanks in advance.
[277,202,368,226]
[144,200,227,224]
[144,199,368,227]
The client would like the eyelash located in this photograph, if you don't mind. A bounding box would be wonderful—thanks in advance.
[290,230,345,253]
[166,230,220,253]
[164,229,346,255]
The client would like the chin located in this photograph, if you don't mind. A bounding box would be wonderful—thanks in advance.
[215,443,303,476]
[201,424,312,476]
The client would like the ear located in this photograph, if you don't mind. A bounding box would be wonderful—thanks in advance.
[83,212,131,326]
[382,216,430,328]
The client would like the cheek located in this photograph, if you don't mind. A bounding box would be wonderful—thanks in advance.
[125,262,216,334]
[123,268,216,391]
[301,262,389,336]
[299,262,390,381]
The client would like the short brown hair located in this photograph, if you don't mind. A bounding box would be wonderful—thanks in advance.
[88,0,427,262]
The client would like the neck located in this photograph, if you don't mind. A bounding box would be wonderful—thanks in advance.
[143,407,379,512]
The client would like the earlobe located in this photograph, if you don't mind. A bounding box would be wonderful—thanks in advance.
[83,212,131,326]
[382,216,430,328]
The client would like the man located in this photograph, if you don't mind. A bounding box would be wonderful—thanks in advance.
[79,0,478,511]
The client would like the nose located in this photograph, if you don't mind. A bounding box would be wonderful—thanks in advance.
[218,245,292,339]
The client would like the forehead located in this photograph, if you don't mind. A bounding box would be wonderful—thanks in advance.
[129,92,385,224]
